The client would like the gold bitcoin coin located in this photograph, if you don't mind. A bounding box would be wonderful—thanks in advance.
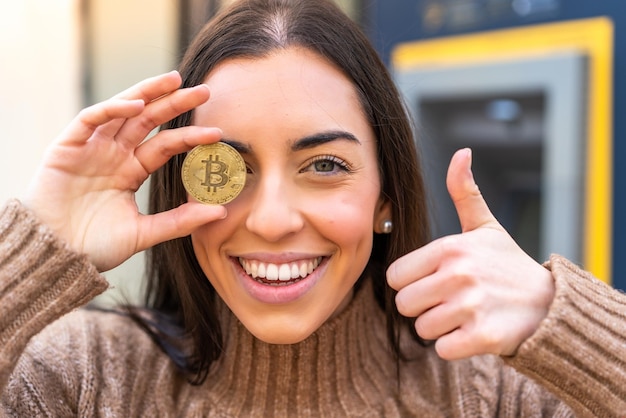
[181,142,246,205]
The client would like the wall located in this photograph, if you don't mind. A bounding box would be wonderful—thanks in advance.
[0,0,81,205]
[86,0,179,306]
[0,0,179,306]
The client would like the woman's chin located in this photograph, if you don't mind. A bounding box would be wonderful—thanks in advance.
[245,321,317,345]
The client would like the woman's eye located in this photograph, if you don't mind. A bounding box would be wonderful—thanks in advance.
[314,160,336,172]
[303,156,350,174]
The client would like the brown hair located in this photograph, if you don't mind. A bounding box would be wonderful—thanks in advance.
[137,0,430,384]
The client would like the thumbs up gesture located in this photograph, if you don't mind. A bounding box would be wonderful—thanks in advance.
[387,149,555,359]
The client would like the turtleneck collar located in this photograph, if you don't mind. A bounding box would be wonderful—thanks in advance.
[202,279,403,416]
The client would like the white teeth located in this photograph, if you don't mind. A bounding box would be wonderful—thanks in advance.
[238,257,322,282]
[266,264,278,280]
[249,261,258,278]
[278,264,291,281]
[290,264,300,279]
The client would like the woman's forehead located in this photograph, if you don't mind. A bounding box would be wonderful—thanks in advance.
[193,48,368,133]
[203,48,355,98]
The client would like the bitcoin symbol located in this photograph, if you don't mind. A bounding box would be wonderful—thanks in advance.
[202,155,229,192]
[182,142,246,205]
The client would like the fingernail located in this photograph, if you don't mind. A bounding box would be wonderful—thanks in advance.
[195,84,210,93]
[202,127,222,137]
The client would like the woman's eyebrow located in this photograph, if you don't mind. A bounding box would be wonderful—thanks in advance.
[291,130,361,151]
[220,130,360,155]
[220,139,251,154]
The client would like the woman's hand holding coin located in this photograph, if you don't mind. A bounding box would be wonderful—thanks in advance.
[22,71,227,272]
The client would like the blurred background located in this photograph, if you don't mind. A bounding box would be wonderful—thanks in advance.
[0,0,624,305]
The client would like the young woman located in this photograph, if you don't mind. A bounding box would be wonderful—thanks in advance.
[1,0,623,415]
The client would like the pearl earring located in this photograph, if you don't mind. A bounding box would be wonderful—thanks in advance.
[381,220,393,234]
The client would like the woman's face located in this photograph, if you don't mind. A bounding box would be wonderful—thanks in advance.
[191,47,390,344]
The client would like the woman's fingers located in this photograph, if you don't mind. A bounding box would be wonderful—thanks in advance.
[414,302,462,342]
[112,70,183,102]
[446,148,500,232]
[387,246,437,291]
[135,202,227,252]
[54,79,213,170]
[387,149,557,359]
[115,84,211,149]
[434,327,480,360]
[61,72,209,149]
[59,99,145,145]
[394,270,442,318]
[134,126,222,174]
[87,71,184,142]
[22,72,226,272]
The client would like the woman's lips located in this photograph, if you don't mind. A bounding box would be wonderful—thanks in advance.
[238,256,322,285]
[233,255,328,304]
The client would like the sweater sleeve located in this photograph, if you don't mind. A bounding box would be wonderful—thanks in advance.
[0,199,109,392]
[504,254,626,418]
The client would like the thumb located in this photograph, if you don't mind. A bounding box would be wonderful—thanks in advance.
[136,202,227,252]
[446,148,498,232]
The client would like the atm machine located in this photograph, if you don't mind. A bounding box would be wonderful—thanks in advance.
[396,53,585,264]
[391,18,613,283]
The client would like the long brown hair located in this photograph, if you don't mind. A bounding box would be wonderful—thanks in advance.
[137,0,430,384]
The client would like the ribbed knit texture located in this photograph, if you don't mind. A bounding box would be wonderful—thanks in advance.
[0,200,108,392]
[0,200,623,416]
[506,255,626,417]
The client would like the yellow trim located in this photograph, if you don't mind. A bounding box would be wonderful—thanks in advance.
[393,18,613,283]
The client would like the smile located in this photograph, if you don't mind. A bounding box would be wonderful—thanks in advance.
[238,257,323,285]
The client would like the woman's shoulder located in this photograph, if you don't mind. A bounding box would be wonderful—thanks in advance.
[23,306,170,374]
[5,307,186,415]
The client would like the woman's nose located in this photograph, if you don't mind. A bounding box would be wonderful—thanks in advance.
[245,174,304,242]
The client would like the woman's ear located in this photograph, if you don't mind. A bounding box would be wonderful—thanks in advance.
[373,198,392,234]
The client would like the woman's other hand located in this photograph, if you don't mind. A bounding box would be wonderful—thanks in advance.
[387,148,555,358]
[23,71,226,271]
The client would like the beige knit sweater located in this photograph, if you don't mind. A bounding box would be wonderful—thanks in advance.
[0,200,624,417]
